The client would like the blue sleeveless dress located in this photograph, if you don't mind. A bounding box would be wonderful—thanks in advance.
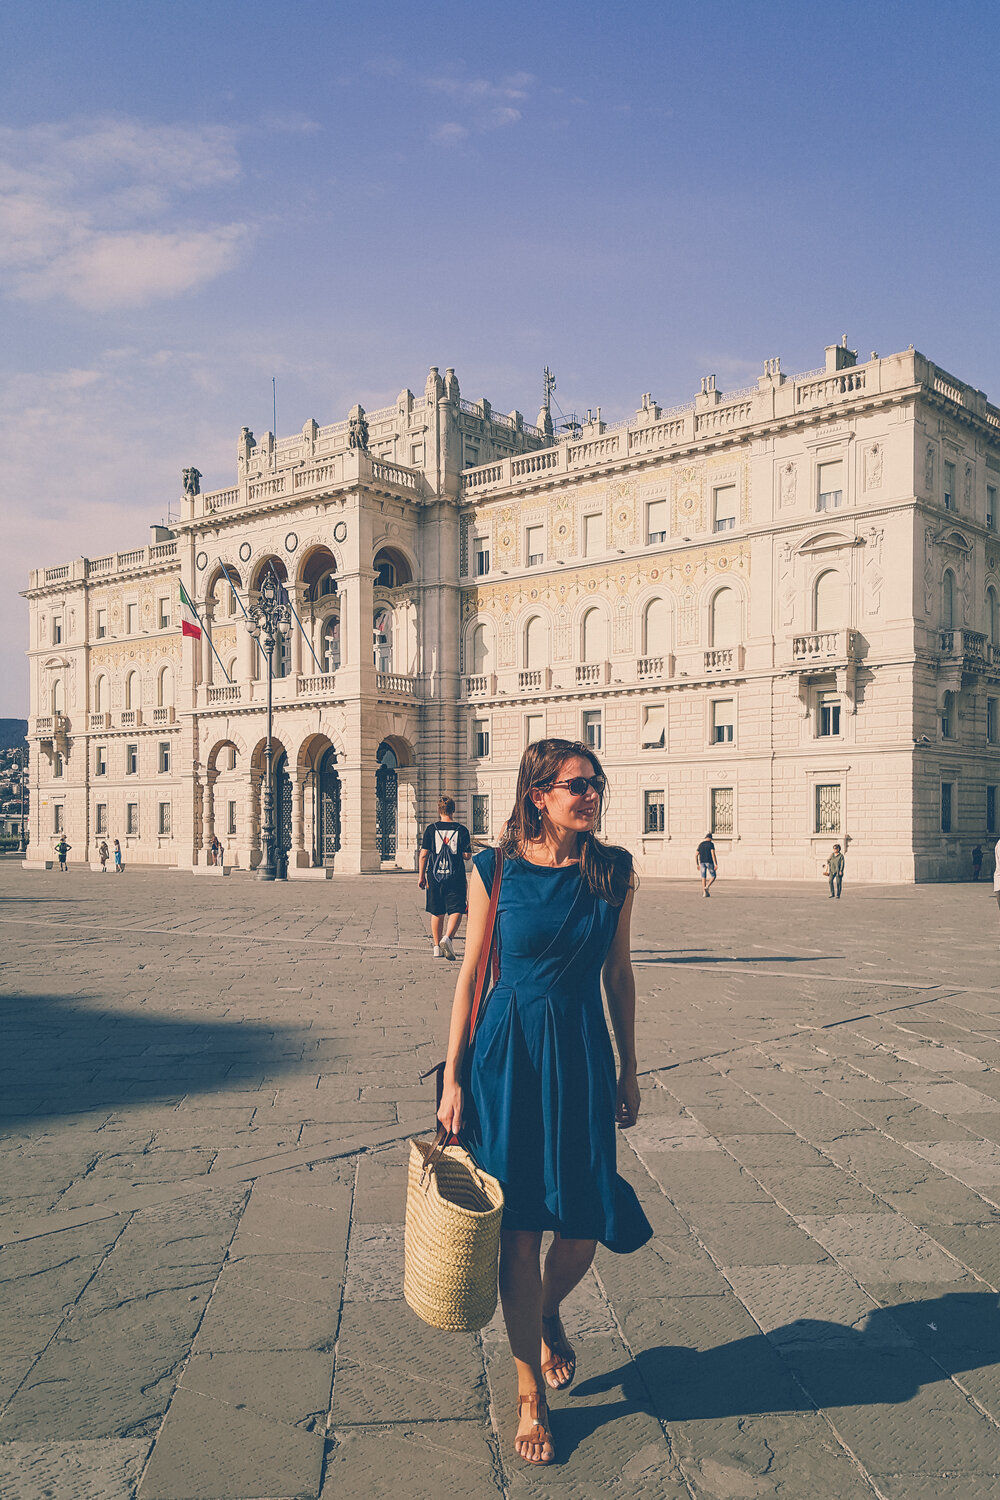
[462,848,652,1253]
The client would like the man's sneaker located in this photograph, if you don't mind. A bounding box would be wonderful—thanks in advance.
[441,937,456,961]
[704,889,710,897]
[432,944,443,958]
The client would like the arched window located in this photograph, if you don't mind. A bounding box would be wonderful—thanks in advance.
[94,674,107,713]
[524,615,546,669]
[643,597,670,656]
[276,629,291,678]
[814,570,845,632]
[322,616,340,673]
[51,678,64,715]
[318,571,338,597]
[471,622,492,675]
[581,607,607,663]
[125,671,140,710]
[710,588,740,647]
[942,569,956,629]
[157,665,173,707]
[373,608,393,671]
[987,586,999,648]
[940,690,956,739]
[225,656,237,683]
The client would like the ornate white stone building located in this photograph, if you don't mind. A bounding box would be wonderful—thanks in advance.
[23,344,1000,881]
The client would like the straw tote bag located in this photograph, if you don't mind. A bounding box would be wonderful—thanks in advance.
[405,852,505,1332]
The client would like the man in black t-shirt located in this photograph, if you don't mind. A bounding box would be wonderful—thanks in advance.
[696,834,717,897]
[418,797,471,960]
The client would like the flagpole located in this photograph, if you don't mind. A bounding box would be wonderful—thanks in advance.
[180,585,232,684]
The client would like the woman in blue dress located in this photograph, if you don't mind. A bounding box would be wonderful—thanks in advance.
[437,738,651,1465]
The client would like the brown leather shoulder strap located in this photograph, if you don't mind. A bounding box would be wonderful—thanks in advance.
[468,850,504,1042]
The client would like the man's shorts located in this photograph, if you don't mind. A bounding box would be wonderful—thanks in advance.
[425,880,467,917]
[699,862,714,878]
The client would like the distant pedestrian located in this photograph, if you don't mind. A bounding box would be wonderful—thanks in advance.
[972,844,984,882]
[113,838,123,873]
[826,844,845,899]
[55,837,71,872]
[994,837,1000,916]
[696,833,717,897]
[210,835,223,867]
[418,797,471,959]
[98,840,109,872]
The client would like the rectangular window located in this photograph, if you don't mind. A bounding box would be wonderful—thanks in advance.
[158,597,170,629]
[646,499,667,544]
[95,745,107,776]
[474,543,490,577]
[644,789,665,834]
[817,459,844,511]
[411,443,425,466]
[583,513,603,557]
[944,460,956,511]
[988,785,997,836]
[126,743,138,776]
[53,804,64,833]
[712,699,735,744]
[988,698,998,745]
[818,692,842,737]
[816,782,841,834]
[473,718,490,759]
[228,800,237,836]
[988,486,997,531]
[158,802,171,835]
[464,441,479,468]
[526,524,544,567]
[525,713,544,745]
[53,753,64,779]
[472,793,489,837]
[227,745,237,771]
[712,485,737,533]
[711,787,734,837]
[96,608,107,639]
[127,603,137,633]
[941,693,954,739]
[52,617,62,644]
[641,704,665,749]
[941,781,953,833]
[96,803,108,835]
[582,708,602,751]
[158,741,171,773]
[126,802,139,835]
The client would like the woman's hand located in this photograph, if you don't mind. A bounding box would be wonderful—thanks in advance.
[437,1076,464,1136]
[615,1069,640,1129]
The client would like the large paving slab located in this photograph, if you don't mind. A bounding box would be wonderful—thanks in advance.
[3,862,1000,1495]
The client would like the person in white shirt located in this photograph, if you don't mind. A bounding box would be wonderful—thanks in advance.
[994,837,1000,914]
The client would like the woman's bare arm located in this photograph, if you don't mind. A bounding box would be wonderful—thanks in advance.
[602,879,640,1126]
[437,864,492,1133]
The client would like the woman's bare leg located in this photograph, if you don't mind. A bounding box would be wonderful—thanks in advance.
[499,1229,553,1463]
[540,1235,597,1386]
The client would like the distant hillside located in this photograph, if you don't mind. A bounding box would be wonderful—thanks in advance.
[0,720,27,752]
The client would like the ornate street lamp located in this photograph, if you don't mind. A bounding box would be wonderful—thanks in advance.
[246,573,291,881]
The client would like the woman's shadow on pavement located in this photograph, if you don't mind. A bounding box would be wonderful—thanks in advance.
[552,1291,1000,1461]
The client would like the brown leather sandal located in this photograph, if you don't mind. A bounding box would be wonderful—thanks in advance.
[515,1391,554,1465]
[541,1311,577,1390]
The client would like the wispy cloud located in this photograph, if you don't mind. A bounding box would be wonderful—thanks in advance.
[424,71,534,143]
[0,116,250,310]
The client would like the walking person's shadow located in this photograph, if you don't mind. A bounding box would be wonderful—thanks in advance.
[552,1292,1000,1461]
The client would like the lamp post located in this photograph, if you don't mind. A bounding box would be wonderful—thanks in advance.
[246,573,291,881]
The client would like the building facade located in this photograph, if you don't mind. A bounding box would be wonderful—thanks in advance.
[24,344,1000,881]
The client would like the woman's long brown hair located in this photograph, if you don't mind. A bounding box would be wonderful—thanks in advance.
[496,738,634,907]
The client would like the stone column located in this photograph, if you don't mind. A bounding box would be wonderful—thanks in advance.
[248,768,263,869]
[396,765,419,871]
[290,768,309,869]
[201,602,215,689]
[289,585,306,678]
[201,767,218,865]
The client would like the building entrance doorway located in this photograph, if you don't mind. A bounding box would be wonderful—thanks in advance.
[375,741,398,861]
[273,750,292,879]
[316,746,341,863]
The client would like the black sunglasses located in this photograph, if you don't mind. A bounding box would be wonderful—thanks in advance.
[544,774,607,797]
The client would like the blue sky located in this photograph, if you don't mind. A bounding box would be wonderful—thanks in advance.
[2,0,998,713]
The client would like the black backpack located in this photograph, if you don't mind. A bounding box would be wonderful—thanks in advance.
[430,827,460,884]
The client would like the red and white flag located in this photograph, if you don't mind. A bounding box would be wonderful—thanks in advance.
[179,583,202,640]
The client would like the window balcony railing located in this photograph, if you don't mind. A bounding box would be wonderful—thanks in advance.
[791,629,858,663]
[376,672,415,696]
[575,661,610,686]
[89,712,111,730]
[518,668,551,692]
[463,673,496,698]
[637,654,674,681]
[704,646,745,674]
[119,709,142,727]
[151,706,175,724]
[939,629,991,663]
[207,685,241,705]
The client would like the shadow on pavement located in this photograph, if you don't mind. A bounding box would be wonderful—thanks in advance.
[634,952,841,965]
[558,1293,1000,1460]
[0,991,310,1131]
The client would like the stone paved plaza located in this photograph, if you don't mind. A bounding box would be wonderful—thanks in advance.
[2,861,1000,1499]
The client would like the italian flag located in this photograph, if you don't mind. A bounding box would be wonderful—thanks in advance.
[179,583,202,640]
